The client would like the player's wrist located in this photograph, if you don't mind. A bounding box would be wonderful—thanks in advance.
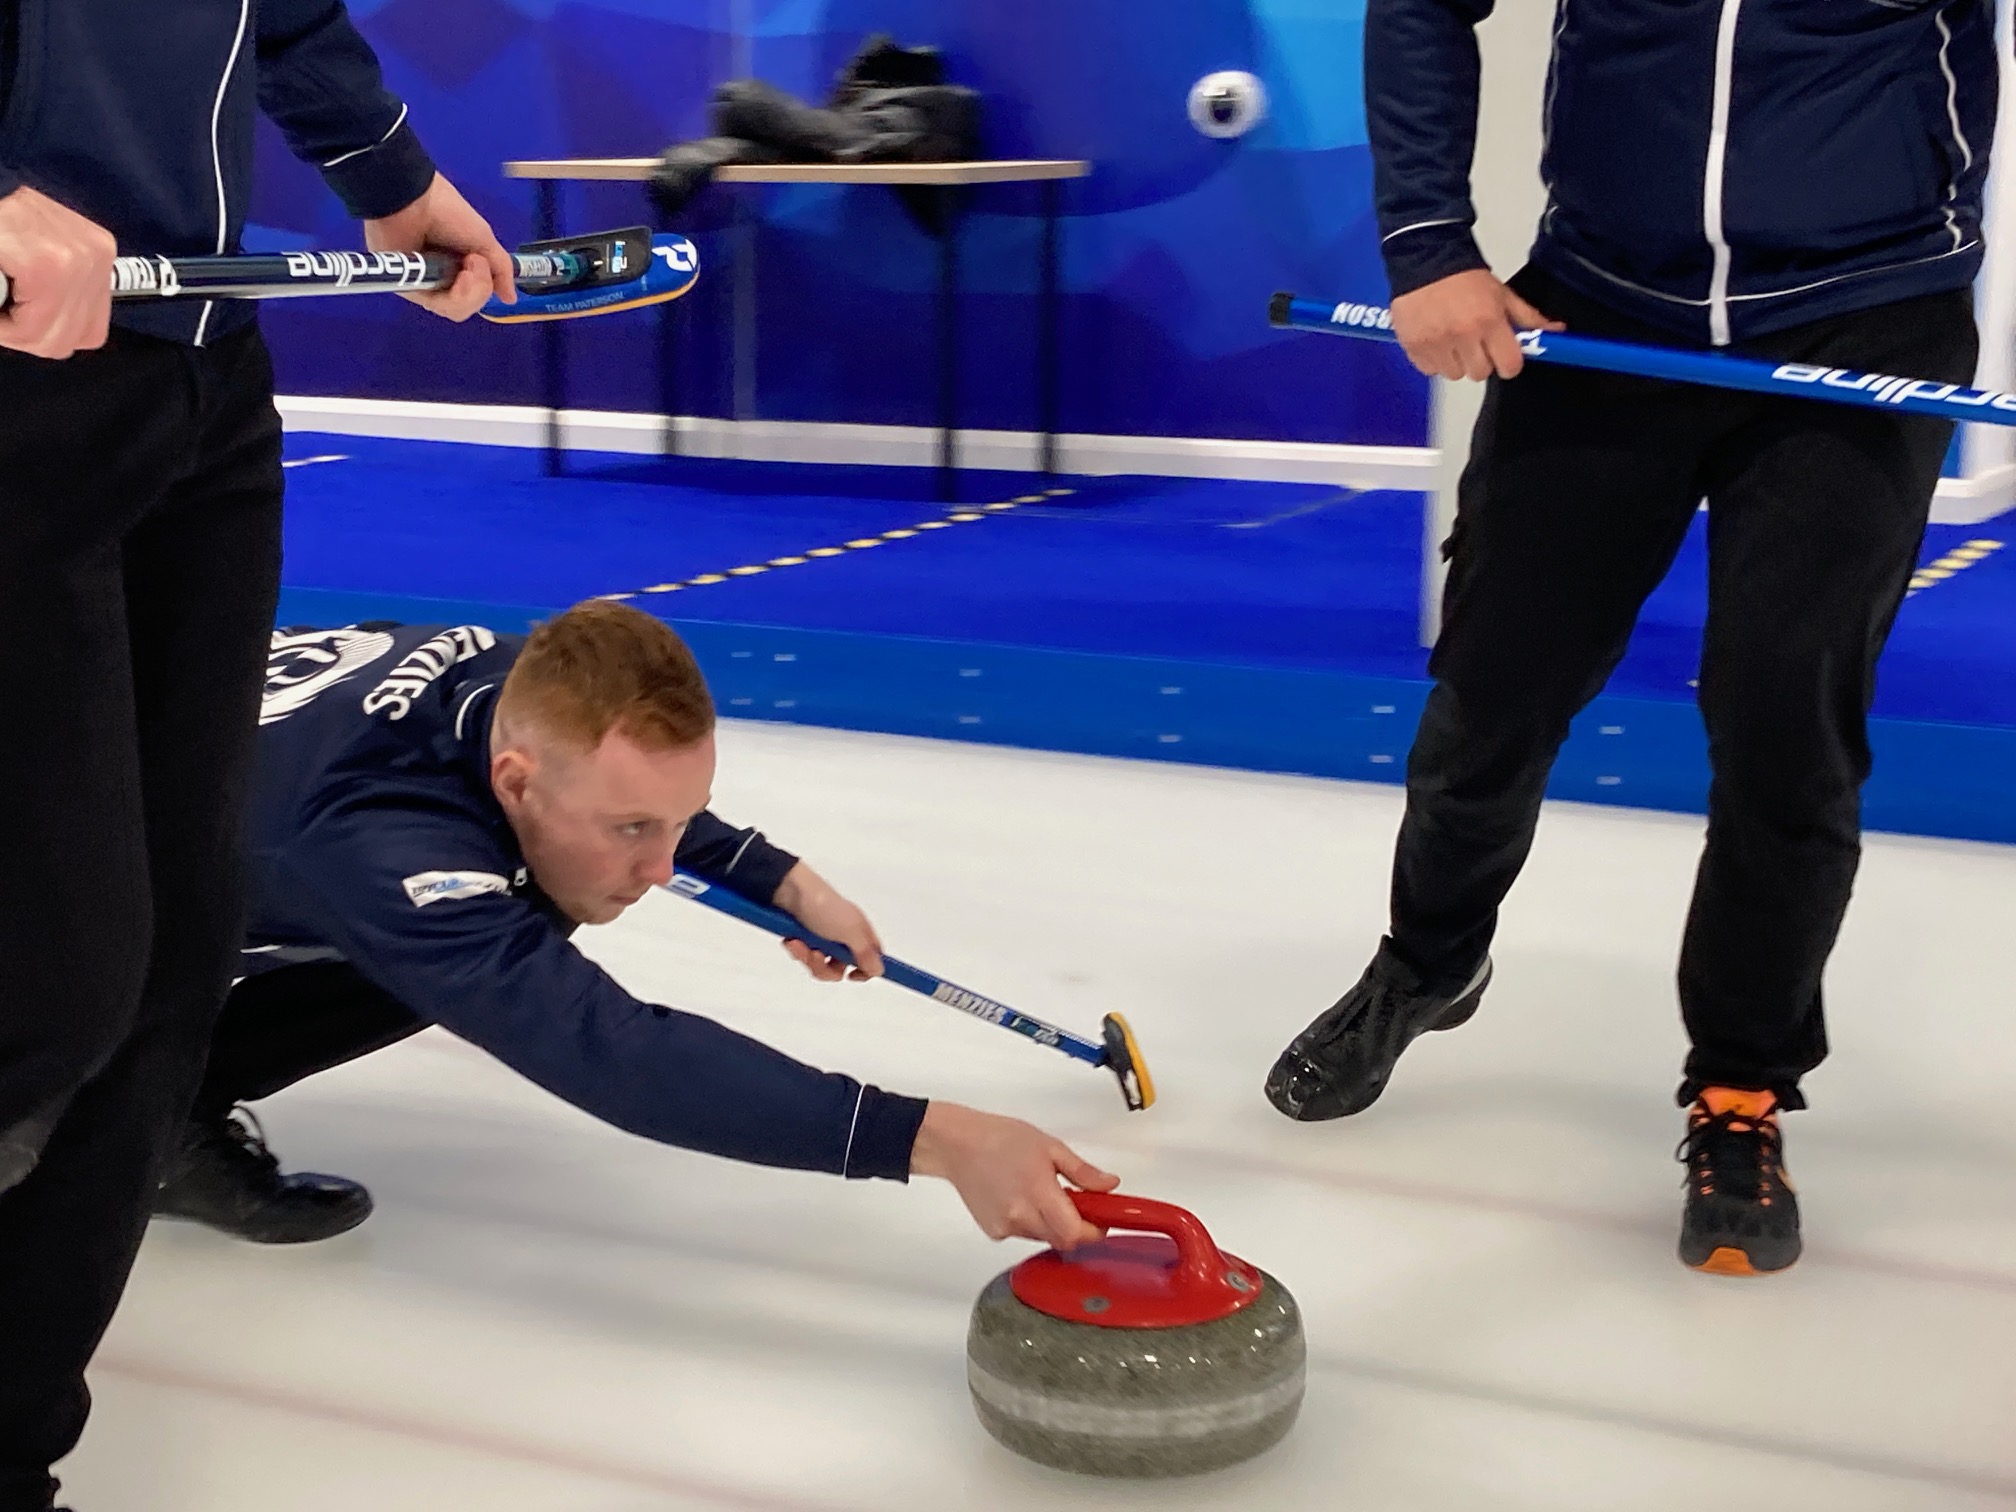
[771,860,828,916]
[909,1101,969,1180]
[771,860,806,911]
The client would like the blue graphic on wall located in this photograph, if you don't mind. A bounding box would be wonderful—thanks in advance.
[250,0,1427,448]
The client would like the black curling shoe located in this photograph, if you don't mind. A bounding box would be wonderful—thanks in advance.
[155,1107,372,1244]
[1266,941,1492,1121]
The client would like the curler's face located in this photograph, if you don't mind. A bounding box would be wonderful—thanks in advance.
[493,723,717,926]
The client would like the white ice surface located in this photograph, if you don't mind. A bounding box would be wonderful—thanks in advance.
[66,722,2016,1511]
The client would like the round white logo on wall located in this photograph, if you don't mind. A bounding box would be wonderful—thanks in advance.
[1187,72,1269,140]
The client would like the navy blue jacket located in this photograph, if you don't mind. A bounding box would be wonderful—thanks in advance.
[246,622,930,1182]
[1369,0,1998,344]
[0,1,437,345]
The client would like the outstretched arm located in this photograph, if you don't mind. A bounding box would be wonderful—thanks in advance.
[676,813,886,980]
[286,794,1116,1246]
[287,797,918,1174]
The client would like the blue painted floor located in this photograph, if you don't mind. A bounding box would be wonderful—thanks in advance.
[275,436,2015,842]
[279,435,2013,728]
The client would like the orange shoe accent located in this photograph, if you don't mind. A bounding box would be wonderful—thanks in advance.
[1697,1086,1778,1120]
[1691,1246,1763,1277]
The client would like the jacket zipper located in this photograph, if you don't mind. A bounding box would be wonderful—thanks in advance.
[193,0,252,348]
[1701,0,1744,346]
[1933,7,1975,251]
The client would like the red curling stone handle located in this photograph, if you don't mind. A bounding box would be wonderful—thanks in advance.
[1006,1191,1265,1327]
[1070,1191,1231,1292]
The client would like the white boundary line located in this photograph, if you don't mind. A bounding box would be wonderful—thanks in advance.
[274,396,1436,491]
[276,396,2013,524]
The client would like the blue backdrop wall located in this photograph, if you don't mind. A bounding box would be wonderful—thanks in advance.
[250,0,1427,447]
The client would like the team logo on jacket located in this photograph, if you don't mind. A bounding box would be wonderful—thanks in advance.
[364,626,499,721]
[262,628,398,725]
[402,870,513,908]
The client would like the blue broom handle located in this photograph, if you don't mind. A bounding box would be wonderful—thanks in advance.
[1272,293,2016,428]
[663,871,1108,1066]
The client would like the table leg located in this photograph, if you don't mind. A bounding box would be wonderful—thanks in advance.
[536,179,565,478]
[1038,178,1062,477]
[936,187,962,503]
[654,198,680,458]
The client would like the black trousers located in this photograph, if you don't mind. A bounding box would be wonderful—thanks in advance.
[192,962,427,1122]
[1393,269,1977,1111]
[0,325,283,1512]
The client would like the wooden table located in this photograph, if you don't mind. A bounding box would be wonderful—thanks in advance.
[504,158,1091,497]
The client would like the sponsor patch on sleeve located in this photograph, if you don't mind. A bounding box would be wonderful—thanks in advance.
[402,870,513,908]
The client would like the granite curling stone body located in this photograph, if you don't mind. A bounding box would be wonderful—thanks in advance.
[966,1192,1304,1477]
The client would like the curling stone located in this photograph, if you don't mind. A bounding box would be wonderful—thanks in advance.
[966,1191,1303,1478]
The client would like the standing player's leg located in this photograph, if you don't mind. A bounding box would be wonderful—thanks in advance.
[159,962,427,1242]
[1268,271,1720,1122]
[1674,288,1977,1276]
[0,324,283,1510]
[0,330,196,1512]
[0,338,176,1196]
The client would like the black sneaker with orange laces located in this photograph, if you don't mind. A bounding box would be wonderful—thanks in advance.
[1677,1088,1801,1276]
